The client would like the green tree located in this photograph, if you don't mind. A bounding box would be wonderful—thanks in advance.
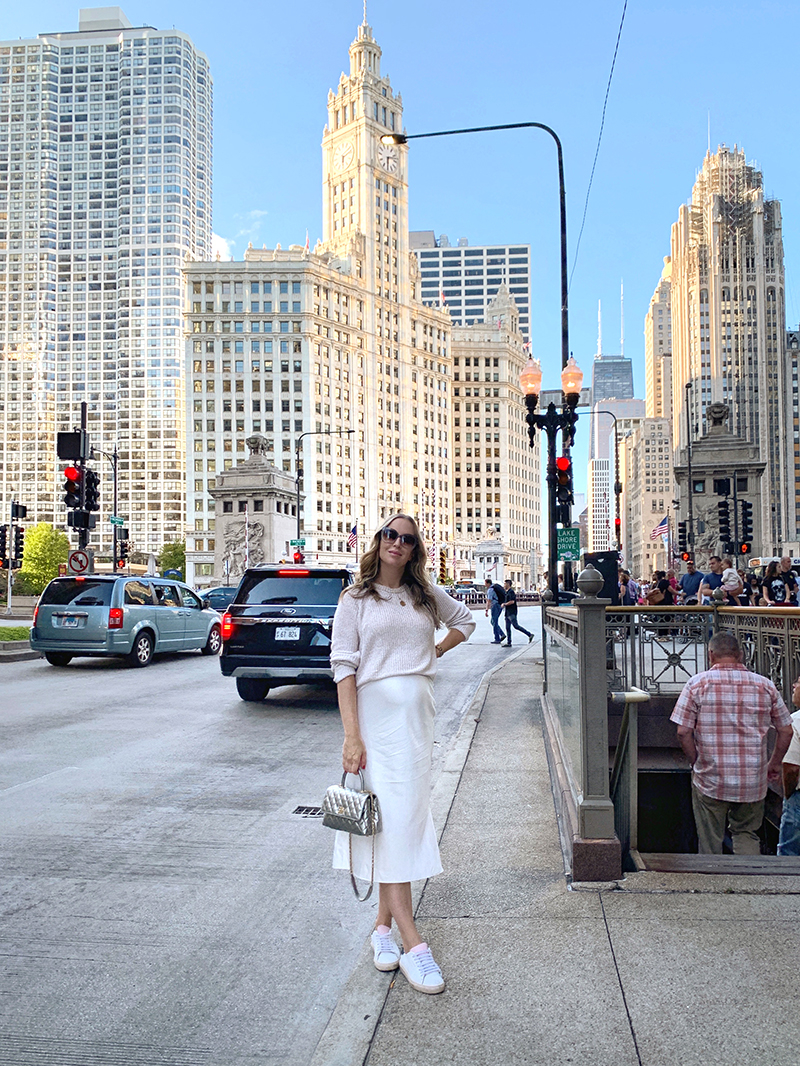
[158,540,185,578]
[18,523,70,594]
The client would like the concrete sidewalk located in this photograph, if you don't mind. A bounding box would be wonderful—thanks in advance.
[312,645,800,1066]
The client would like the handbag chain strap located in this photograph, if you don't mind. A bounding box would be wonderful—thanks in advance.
[349,830,375,902]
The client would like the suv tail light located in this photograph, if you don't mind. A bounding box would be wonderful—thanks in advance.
[221,612,235,641]
[108,607,124,630]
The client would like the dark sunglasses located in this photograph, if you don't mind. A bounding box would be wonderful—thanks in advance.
[380,527,418,548]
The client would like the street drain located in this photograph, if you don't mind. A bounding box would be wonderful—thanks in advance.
[293,805,324,817]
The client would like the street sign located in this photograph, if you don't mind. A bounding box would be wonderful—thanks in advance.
[290,539,306,547]
[557,528,581,562]
[109,516,124,526]
[67,549,93,575]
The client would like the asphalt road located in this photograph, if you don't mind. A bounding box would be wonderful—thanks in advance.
[0,608,541,1066]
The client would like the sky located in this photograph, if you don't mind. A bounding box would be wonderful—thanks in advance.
[7,0,800,511]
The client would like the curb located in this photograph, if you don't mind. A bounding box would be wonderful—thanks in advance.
[308,643,538,1066]
[0,639,40,664]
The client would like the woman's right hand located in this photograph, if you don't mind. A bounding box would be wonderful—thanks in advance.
[342,735,367,775]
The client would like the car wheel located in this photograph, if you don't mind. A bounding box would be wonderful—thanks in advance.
[201,624,222,656]
[236,678,271,702]
[128,630,154,668]
[45,652,72,667]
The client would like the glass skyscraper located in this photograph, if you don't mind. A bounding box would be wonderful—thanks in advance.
[0,7,211,554]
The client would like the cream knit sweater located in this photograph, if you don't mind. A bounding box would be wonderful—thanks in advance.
[330,583,476,688]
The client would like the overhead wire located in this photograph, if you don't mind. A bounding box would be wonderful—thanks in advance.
[568,0,629,291]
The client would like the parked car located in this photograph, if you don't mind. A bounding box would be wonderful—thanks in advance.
[199,585,239,613]
[30,575,222,667]
[220,564,352,701]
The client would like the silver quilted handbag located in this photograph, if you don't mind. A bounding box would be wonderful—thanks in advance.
[322,771,381,901]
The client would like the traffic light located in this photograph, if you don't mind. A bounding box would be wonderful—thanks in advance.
[0,524,7,563]
[438,548,447,584]
[293,550,305,564]
[10,502,27,520]
[717,499,731,543]
[119,540,130,564]
[555,456,573,504]
[13,526,24,563]
[740,542,752,556]
[681,551,693,563]
[740,500,754,543]
[63,465,83,509]
[677,521,687,553]
[614,516,621,545]
[84,467,100,512]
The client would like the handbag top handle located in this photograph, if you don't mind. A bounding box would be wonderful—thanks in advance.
[341,769,366,790]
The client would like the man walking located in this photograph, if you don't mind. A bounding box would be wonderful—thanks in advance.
[699,555,724,603]
[671,632,793,854]
[500,579,534,647]
[484,578,504,644]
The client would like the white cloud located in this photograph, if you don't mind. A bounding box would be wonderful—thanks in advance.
[212,233,233,259]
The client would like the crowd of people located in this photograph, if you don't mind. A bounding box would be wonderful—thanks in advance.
[619,555,800,608]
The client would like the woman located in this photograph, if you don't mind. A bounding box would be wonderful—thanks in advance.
[762,560,788,606]
[330,514,475,995]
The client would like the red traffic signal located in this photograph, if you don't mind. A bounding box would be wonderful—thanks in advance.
[681,551,692,562]
[116,558,126,569]
[63,465,83,509]
[740,543,751,556]
[293,550,305,564]
[555,456,570,472]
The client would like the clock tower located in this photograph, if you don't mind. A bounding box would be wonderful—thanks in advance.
[321,19,409,306]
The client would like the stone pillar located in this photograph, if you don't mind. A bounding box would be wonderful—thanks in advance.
[573,563,621,879]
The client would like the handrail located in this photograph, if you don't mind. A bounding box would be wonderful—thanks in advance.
[609,686,650,868]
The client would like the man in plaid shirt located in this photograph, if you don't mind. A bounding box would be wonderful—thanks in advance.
[671,632,793,854]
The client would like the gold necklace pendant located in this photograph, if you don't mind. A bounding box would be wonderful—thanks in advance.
[399,599,406,606]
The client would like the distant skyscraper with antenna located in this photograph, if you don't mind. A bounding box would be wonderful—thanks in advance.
[591,293,634,403]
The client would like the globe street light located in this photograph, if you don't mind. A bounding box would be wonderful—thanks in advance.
[519,355,584,602]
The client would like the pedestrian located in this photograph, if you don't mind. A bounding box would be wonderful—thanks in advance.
[330,513,476,994]
[778,556,799,606]
[678,558,703,606]
[761,560,795,606]
[699,555,725,603]
[619,573,636,606]
[778,676,800,856]
[670,632,793,854]
[484,577,505,643]
[500,579,534,646]
[719,558,744,605]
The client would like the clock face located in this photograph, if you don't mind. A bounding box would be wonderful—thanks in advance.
[333,141,355,172]
[377,144,399,174]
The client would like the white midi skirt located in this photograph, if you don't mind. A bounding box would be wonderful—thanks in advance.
[332,674,443,884]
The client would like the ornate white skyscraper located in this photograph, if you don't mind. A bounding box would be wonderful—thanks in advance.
[0,8,211,553]
[670,146,793,552]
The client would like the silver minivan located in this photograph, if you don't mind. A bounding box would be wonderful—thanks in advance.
[30,575,222,667]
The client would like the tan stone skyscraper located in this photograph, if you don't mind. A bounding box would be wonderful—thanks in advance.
[670,146,793,553]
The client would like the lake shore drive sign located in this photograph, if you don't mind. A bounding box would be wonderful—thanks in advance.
[557,528,581,562]
[67,549,93,575]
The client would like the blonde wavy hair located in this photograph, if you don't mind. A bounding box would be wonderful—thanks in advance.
[347,513,441,625]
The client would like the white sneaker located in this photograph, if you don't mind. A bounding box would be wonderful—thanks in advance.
[399,944,445,994]
[371,928,401,972]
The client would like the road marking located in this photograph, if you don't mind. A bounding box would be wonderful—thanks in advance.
[1,766,80,795]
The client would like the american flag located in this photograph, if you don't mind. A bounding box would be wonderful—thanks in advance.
[649,516,669,541]
[440,289,447,308]
[347,524,357,550]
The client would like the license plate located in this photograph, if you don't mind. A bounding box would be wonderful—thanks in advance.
[275,626,300,641]
[60,617,79,628]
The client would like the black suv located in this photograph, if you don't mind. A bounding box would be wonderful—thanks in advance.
[220,565,352,701]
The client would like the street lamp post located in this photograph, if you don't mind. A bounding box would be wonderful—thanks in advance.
[90,443,119,568]
[294,428,355,546]
[519,355,584,603]
[382,120,574,584]
[588,410,622,553]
